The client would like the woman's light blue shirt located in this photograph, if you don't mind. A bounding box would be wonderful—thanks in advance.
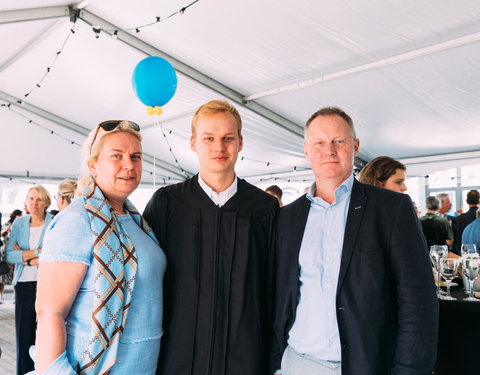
[40,198,166,375]
[6,212,53,286]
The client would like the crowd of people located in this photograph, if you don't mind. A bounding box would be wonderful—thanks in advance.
[1,99,478,375]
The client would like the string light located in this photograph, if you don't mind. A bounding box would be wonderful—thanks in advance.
[23,21,77,99]
[92,26,101,38]
[0,102,177,182]
[98,0,200,36]
[156,123,308,172]
[159,125,189,178]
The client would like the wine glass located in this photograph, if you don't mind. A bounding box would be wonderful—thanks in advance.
[439,258,459,300]
[461,244,477,257]
[430,245,448,297]
[462,257,480,301]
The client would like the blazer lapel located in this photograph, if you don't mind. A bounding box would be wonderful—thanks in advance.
[336,179,367,296]
[291,197,311,257]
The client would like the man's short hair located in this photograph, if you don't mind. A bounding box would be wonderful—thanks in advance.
[436,193,449,203]
[191,99,242,138]
[426,196,440,211]
[466,189,480,205]
[266,185,283,199]
[305,106,356,140]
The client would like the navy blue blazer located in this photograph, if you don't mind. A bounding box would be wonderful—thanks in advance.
[270,179,438,375]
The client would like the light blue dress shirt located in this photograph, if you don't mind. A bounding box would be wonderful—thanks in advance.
[288,174,353,361]
[39,198,166,375]
[462,217,480,252]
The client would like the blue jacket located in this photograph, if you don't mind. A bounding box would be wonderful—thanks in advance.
[6,212,54,285]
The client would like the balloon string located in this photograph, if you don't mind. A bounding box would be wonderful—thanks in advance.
[153,118,158,189]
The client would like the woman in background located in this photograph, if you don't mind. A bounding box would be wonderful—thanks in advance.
[6,187,53,375]
[358,156,407,193]
[1,209,23,303]
[35,120,166,374]
[359,155,459,260]
[55,179,77,212]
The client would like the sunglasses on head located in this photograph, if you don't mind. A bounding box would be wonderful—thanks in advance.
[89,120,140,153]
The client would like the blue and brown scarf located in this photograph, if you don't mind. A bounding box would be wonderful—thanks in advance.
[77,179,157,374]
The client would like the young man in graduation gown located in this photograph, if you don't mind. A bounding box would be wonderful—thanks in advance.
[144,99,279,375]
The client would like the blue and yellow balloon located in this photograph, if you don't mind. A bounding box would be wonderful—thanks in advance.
[132,56,177,115]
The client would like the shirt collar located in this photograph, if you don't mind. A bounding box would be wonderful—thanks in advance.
[307,174,354,206]
[198,174,238,207]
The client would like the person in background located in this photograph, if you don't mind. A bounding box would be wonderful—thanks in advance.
[6,187,53,375]
[266,184,283,206]
[412,201,422,217]
[462,209,480,252]
[1,209,23,302]
[35,120,165,375]
[144,100,278,375]
[454,189,479,253]
[55,179,78,212]
[437,193,453,218]
[4,210,25,235]
[271,106,437,375]
[420,196,454,249]
[357,155,407,193]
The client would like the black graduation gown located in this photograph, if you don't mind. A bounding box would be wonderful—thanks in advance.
[143,175,278,375]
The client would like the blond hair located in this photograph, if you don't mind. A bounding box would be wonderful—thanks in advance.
[191,100,242,138]
[77,121,142,193]
[27,185,51,210]
[58,179,78,203]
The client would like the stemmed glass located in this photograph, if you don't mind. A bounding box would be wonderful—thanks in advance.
[439,258,459,300]
[462,256,480,301]
[430,245,448,297]
[461,243,477,257]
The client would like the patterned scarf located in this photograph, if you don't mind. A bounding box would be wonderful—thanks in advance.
[78,179,158,375]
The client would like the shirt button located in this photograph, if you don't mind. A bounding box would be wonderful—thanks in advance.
[328,312,331,317]
[327,282,331,288]
[326,257,330,262]
[329,341,333,347]
[327,231,330,235]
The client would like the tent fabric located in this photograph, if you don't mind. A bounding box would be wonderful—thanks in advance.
[1,0,480,186]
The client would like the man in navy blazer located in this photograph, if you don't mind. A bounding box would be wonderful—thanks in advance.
[270,107,438,375]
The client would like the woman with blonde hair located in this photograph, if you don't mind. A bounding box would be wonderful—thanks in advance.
[35,120,166,374]
[6,186,53,375]
[55,179,77,211]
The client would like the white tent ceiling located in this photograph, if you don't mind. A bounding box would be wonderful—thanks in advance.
[1,0,480,188]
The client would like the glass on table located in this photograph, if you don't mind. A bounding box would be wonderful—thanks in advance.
[461,243,478,257]
[430,245,448,297]
[462,257,480,302]
[439,258,460,301]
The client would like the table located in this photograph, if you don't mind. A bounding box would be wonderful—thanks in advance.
[435,281,480,374]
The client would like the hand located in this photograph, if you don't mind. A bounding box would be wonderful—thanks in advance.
[30,258,39,267]
[14,242,21,250]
